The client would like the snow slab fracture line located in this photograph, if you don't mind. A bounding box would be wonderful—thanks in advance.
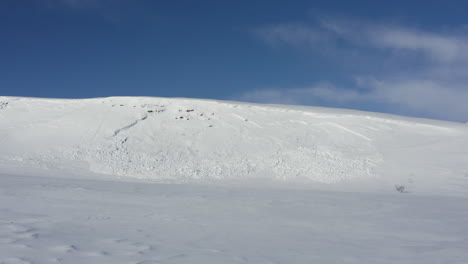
[113,115,147,136]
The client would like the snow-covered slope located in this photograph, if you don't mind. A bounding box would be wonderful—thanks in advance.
[1,96,467,195]
[1,96,468,264]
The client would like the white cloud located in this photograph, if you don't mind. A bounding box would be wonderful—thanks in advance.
[363,78,468,120]
[249,18,468,121]
[238,79,468,121]
[239,83,360,105]
[258,19,468,63]
[369,28,468,64]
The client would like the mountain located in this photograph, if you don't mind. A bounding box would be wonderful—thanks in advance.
[1,96,467,195]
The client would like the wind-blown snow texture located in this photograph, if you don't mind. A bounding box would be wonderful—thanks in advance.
[1,174,468,264]
[1,96,468,263]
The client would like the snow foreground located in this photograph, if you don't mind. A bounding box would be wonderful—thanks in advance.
[1,96,468,194]
[1,96,468,263]
[1,174,467,264]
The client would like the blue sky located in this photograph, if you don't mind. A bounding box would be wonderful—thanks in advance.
[1,0,468,121]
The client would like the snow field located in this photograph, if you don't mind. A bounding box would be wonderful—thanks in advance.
[1,96,467,195]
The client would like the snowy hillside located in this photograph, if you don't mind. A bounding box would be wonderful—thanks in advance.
[1,96,468,195]
[2,96,468,264]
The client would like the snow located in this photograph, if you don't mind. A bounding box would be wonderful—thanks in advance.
[1,96,467,192]
[1,96,468,263]
[1,174,468,264]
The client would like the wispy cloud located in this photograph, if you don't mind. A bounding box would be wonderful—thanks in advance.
[239,79,468,121]
[320,19,468,64]
[372,29,468,63]
[239,83,360,105]
[245,17,468,121]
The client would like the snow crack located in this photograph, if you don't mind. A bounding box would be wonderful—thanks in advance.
[113,115,147,136]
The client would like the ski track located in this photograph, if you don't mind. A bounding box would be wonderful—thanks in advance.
[325,122,372,141]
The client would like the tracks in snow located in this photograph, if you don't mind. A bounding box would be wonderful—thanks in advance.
[326,122,372,141]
